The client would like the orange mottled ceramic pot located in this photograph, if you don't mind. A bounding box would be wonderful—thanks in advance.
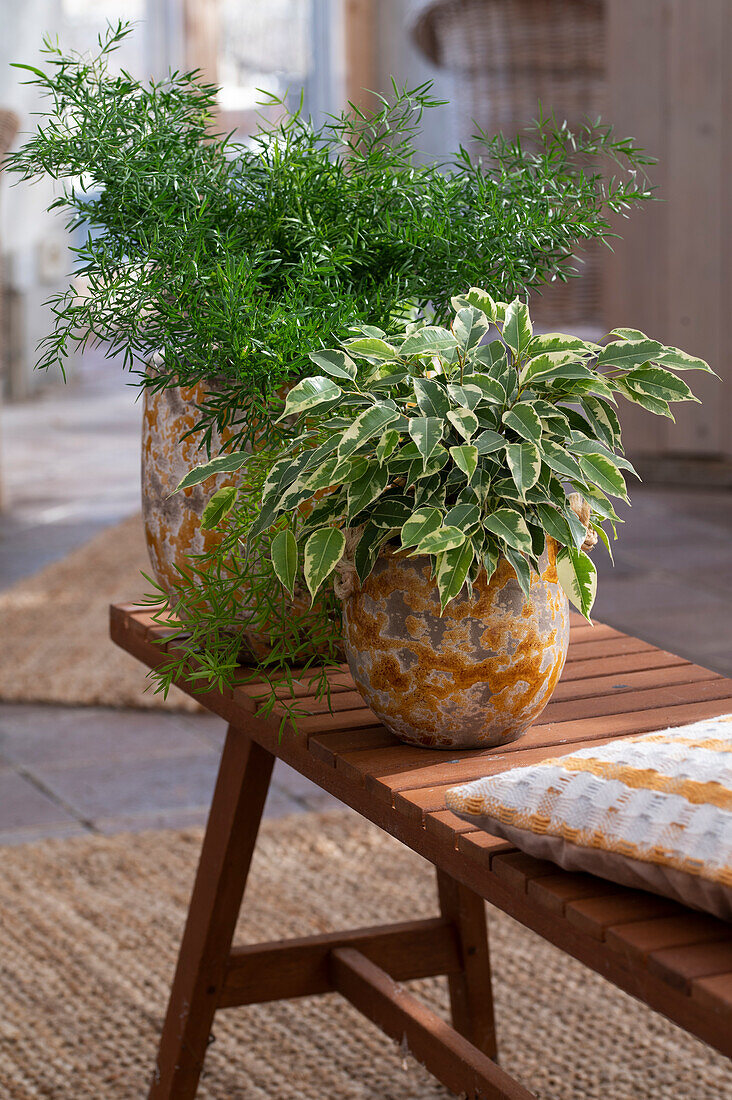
[141,381,237,599]
[341,545,569,749]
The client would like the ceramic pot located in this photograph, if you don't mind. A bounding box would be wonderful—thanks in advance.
[341,545,569,749]
[141,380,236,599]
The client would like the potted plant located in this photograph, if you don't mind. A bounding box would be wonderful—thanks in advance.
[181,288,711,746]
[9,22,656,617]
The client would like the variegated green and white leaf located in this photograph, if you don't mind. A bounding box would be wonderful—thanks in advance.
[528,333,593,356]
[556,545,597,620]
[474,429,505,455]
[502,403,542,443]
[376,428,400,465]
[414,525,466,555]
[483,508,533,553]
[308,348,357,379]
[345,337,399,361]
[502,299,532,358]
[347,463,389,519]
[369,497,413,530]
[201,486,238,529]
[413,377,449,417]
[461,374,505,404]
[278,376,342,421]
[303,527,346,601]
[521,352,592,387]
[337,404,400,461]
[437,540,475,612]
[446,383,483,411]
[270,528,298,596]
[453,306,490,352]
[623,366,698,403]
[450,444,478,483]
[615,379,674,419]
[408,416,444,470]
[609,327,647,341]
[503,546,532,599]
[533,502,577,549]
[401,506,442,548]
[400,326,458,357]
[175,450,250,493]
[444,502,480,529]
[541,440,586,483]
[596,339,663,370]
[447,407,479,440]
[505,441,541,497]
[577,452,628,500]
[654,346,713,373]
[451,287,497,320]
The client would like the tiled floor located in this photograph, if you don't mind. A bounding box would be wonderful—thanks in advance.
[1,369,731,843]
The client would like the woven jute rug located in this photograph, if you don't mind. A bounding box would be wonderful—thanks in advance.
[0,514,197,712]
[0,811,728,1099]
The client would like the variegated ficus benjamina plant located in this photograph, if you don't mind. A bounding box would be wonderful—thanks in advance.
[182,287,711,633]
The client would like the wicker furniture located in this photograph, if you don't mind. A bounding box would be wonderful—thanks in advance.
[112,603,732,1100]
[410,0,606,327]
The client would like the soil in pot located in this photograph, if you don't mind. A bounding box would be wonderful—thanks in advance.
[341,545,569,749]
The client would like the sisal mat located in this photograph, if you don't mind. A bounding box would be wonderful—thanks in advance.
[0,515,198,712]
[0,810,728,1099]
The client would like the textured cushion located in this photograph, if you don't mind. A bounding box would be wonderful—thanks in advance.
[446,716,732,920]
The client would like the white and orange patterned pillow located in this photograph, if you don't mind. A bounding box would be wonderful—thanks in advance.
[446,716,732,920]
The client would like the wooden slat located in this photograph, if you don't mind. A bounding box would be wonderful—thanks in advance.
[649,940,732,994]
[691,971,732,1014]
[565,892,685,941]
[308,726,397,766]
[526,873,619,915]
[425,810,478,847]
[558,650,689,682]
[606,914,731,958]
[457,832,516,868]
[551,664,719,703]
[490,852,558,893]
[330,948,535,1100]
[219,917,462,1008]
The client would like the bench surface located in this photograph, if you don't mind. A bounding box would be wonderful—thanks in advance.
[111,603,732,1069]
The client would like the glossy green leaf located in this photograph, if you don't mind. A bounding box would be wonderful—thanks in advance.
[556,545,597,620]
[443,502,480,529]
[368,497,414,529]
[474,429,505,455]
[201,486,238,529]
[483,508,533,553]
[270,528,298,596]
[450,444,478,482]
[502,299,532,358]
[505,441,541,497]
[533,502,577,549]
[308,348,357,379]
[303,527,346,601]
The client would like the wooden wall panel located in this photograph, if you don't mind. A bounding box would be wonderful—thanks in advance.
[605,0,729,459]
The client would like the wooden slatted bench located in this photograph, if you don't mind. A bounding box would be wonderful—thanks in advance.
[111,604,732,1100]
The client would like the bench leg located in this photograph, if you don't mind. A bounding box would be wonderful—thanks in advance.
[436,868,498,1060]
[148,726,274,1100]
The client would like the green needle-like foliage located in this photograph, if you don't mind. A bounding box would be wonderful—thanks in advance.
[9,21,655,450]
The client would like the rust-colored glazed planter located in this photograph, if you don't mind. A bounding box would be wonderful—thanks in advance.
[141,381,236,599]
[341,547,569,749]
